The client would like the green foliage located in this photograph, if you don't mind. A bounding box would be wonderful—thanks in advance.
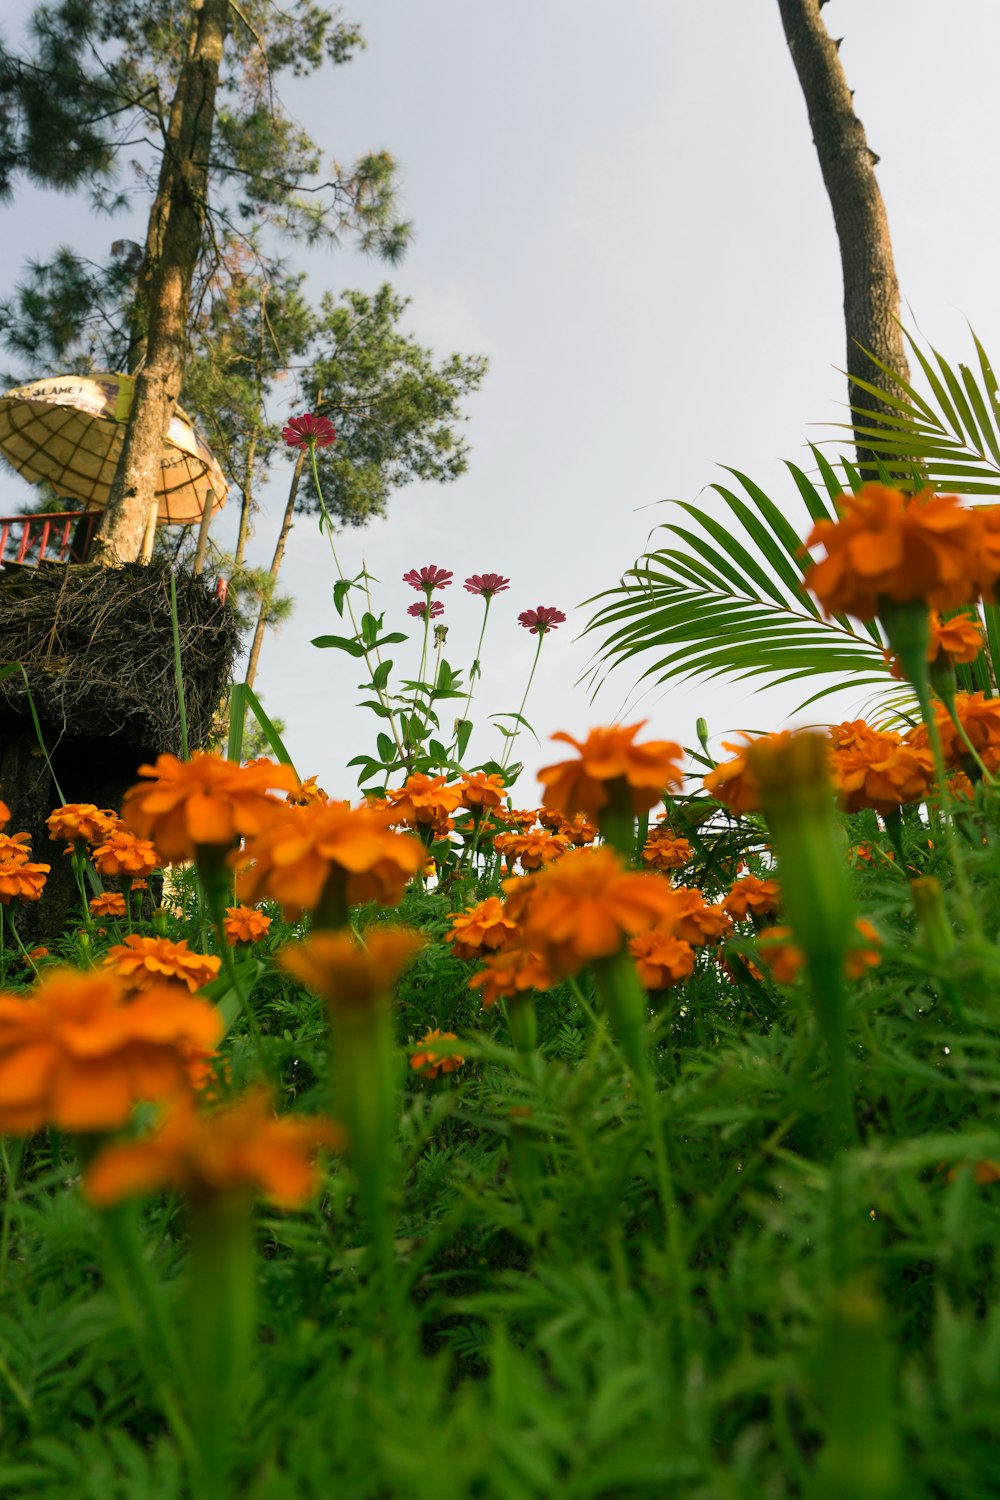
[582,453,895,713]
[0,0,410,383]
[584,329,1000,717]
[7,803,1000,1495]
[300,285,488,526]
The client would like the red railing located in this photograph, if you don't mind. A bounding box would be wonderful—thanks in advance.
[0,511,98,567]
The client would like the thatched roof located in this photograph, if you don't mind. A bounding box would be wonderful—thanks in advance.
[0,560,240,751]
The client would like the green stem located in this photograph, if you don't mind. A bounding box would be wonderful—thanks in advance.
[500,629,545,771]
[454,596,493,749]
[309,444,406,764]
[100,1203,199,1473]
[169,568,189,760]
[408,600,433,756]
[6,909,39,978]
[204,882,270,1079]
[0,1136,23,1290]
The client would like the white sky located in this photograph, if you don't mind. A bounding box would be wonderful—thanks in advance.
[2,0,999,797]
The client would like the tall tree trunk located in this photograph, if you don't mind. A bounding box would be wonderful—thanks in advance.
[233,432,258,571]
[776,0,910,472]
[244,452,305,691]
[93,0,230,564]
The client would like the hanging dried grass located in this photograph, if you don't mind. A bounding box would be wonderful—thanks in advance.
[0,560,240,751]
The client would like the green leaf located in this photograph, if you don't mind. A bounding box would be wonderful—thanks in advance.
[311,633,366,658]
[582,463,888,713]
[455,719,473,761]
[332,577,352,617]
[243,685,297,769]
[371,659,392,691]
[227,681,246,763]
[346,755,384,785]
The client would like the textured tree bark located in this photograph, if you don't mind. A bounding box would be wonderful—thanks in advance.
[93,0,230,563]
[244,452,305,691]
[777,0,910,471]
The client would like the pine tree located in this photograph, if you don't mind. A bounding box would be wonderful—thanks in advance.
[0,0,410,557]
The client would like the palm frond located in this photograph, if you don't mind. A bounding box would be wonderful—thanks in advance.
[581,457,894,712]
[584,326,1000,720]
[835,325,1000,497]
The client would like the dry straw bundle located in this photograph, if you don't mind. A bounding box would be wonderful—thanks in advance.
[0,560,239,752]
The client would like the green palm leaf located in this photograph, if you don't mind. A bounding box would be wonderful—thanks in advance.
[581,457,896,712]
[584,326,1000,718]
[833,323,1000,693]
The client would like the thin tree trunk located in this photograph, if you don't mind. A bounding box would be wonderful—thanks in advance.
[233,432,258,571]
[777,0,910,472]
[244,452,305,691]
[93,0,230,564]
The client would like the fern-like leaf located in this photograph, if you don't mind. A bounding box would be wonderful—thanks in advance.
[581,455,895,712]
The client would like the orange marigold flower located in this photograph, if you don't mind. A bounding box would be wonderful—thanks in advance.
[913,692,1000,773]
[468,946,553,1008]
[641,832,693,871]
[846,918,883,980]
[492,829,569,871]
[0,831,32,866]
[757,919,882,986]
[502,846,678,978]
[628,931,695,989]
[704,731,795,816]
[121,752,298,864]
[756,925,805,985]
[457,772,506,813]
[91,830,161,879]
[718,950,765,985]
[104,935,221,994]
[446,896,520,960]
[236,801,423,920]
[89,891,127,919]
[0,798,9,830]
[560,812,599,846]
[928,610,984,664]
[829,723,935,814]
[182,1042,228,1100]
[537,722,684,819]
[0,968,222,1133]
[278,927,423,1011]
[410,1029,465,1078]
[46,803,119,846]
[657,886,732,947]
[804,484,986,619]
[0,861,49,904]
[286,774,329,806]
[722,874,782,922]
[223,905,272,944]
[84,1089,341,1209]
[384,774,464,830]
[510,808,542,829]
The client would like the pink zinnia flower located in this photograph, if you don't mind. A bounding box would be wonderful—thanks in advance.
[403,565,453,592]
[281,413,337,449]
[518,606,566,634]
[464,573,511,598]
[407,600,445,620]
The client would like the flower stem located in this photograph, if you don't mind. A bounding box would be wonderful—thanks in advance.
[500,630,545,771]
[308,444,407,765]
[454,596,492,750]
[169,568,189,761]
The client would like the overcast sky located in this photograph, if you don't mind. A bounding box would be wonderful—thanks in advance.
[2,0,999,798]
